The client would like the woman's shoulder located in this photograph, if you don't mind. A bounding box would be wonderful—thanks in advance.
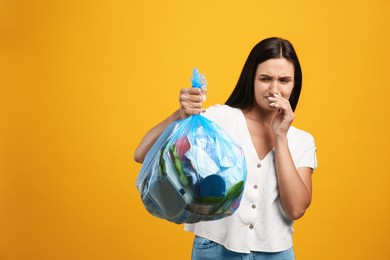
[201,105,242,127]
[202,104,240,115]
[287,126,315,143]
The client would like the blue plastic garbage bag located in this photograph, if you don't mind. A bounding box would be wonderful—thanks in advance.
[136,69,247,224]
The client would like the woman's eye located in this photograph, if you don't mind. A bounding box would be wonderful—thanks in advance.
[279,78,291,83]
[260,77,271,82]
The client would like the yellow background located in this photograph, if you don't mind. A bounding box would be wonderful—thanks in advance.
[1,0,389,259]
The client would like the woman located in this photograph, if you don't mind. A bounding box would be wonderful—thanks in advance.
[134,37,317,260]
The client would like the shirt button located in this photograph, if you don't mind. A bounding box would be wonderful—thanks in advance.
[251,204,256,209]
[257,163,261,168]
[249,224,254,229]
[253,184,258,189]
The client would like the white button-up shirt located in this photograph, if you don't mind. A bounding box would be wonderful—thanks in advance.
[184,105,318,253]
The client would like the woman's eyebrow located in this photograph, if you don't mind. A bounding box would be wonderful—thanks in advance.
[258,74,292,78]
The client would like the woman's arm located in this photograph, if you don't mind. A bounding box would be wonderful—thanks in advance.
[269,94,313,220]
[134,87,206,163]
[274,136,312,220]
[134,109,181,163]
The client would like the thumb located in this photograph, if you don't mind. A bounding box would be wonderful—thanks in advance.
[201,87,207,102]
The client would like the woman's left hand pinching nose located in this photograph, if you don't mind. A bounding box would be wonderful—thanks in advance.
[268,94,295,138]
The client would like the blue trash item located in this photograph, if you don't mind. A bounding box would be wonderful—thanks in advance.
[136,68,247,224]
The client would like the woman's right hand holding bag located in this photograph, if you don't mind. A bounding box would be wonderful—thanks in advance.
[179,68,207,119]
[179,87,207,119]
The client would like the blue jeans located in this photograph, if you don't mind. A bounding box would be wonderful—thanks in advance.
[192,236,295,260]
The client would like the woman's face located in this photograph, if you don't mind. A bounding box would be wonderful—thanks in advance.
[253,58,295,111]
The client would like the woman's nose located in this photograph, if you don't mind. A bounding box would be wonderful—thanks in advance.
[269,80,280,95]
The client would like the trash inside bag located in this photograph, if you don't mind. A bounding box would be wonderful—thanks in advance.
[136,68,247,224]
[136,114,247,224]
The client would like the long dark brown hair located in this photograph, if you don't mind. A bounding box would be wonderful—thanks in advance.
[225,37,302,112]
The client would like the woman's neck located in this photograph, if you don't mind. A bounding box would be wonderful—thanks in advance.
[242,107,277,128]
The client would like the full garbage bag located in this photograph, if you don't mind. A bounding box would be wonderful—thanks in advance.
[136,69,247,224]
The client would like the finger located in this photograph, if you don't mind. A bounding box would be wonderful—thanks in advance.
[179,89,203,103]
[180,87,201,93]
[268,94,288,102]
[181,106,202,117]
[180,98,202,118]
[189,87,202,94]
[271,102,293,118]
[270,100,294,121]
[269,100,287,109]
[268,95,291,110]
[181,100,202,109]
[201,88,207,101]
[179,87,202,98]
[180,95,203,104]
[182,88,202,96]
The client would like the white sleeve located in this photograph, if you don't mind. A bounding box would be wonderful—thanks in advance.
[297,134,318,171]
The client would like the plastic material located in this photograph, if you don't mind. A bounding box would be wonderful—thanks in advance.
[136,69,247,224]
